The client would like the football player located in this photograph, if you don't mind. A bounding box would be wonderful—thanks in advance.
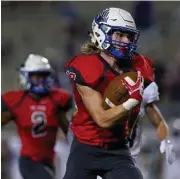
[1,54,73,179]
[162,118,180,179]
[63,7,155,179]
[130,82,176,166]
[128,82,176,179]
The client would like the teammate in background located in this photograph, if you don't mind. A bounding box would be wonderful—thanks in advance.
[162,118,180,179]
[1,54,73,179]
[63,7,157,179]
[130,82,176,165]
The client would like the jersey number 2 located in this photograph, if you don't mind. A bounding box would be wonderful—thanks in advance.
[31,111,47,138]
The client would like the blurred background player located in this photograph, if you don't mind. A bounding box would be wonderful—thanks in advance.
[63,7,159,179]
[162,118,180,179]
[6,129,72,179]
[1,54,73,179]
[129,82,176,178]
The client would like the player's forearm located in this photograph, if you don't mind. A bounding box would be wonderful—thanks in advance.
[97,98,139,128]
[56,109,70,135]
[156,120,169,141]
[77,84,137,128]
[96,104,128,128]
[58,116,69,135]
[60,122,69,135]
[146,104,169,141]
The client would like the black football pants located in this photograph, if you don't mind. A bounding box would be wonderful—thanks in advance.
[19,156,55,179]
[63,138,143,179]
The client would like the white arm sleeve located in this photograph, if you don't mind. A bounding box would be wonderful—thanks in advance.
[131,82,160,157]
[139,82,160,117]
[143,82,160,104]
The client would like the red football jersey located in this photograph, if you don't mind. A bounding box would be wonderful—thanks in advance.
[64,53,154,146]
[2,88,72,163]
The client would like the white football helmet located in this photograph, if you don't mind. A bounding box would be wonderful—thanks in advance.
[19,54,54,94]
[91,7,139,60]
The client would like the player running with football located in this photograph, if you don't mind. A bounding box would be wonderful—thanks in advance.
[63,7,158,179]
[1,54,73,179]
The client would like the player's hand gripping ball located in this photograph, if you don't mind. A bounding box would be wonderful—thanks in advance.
[103,71,138,109]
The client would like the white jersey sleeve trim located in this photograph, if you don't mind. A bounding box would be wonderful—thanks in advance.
[143,82,159,104]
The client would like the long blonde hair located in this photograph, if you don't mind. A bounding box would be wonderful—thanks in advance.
[81,41,101,54]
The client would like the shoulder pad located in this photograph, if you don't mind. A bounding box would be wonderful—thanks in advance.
[143,82,159,104]
[64,54,104,88]
[2,90,25,108]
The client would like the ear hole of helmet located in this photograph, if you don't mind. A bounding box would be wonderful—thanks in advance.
[95,32,100,37]
[95,41,99,46]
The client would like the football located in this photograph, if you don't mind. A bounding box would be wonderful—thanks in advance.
[103,71,138,109]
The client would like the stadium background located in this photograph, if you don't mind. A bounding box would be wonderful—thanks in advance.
[1,1,180,179]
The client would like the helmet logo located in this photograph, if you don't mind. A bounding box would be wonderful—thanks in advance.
[97,8,110,22]
[66,70,76,81]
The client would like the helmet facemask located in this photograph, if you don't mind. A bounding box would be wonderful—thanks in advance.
[95,22,139,60]
[19,54,54,95]
[19,70,54,95]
